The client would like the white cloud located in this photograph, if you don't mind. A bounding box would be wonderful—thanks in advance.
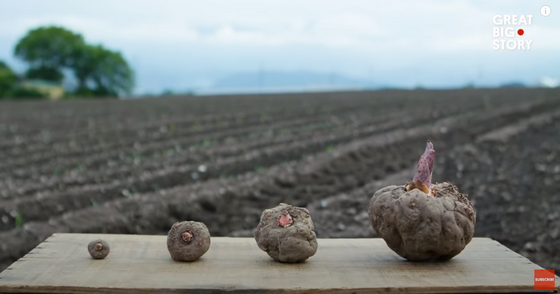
[540,77,560,88]
[1,0,559,51]
[0,0,558,92]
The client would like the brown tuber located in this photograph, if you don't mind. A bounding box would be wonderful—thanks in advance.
[167,221,211,262]
[88,239,110,259]
[368,141,476,261]
[254,203,318,263]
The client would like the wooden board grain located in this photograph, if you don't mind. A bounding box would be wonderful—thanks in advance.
[0,234,558,293]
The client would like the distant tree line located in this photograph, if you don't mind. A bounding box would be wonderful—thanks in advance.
[0,26,134,99]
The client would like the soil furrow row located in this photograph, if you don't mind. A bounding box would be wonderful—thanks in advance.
[0,103,450,227]
[1,96,552,232]
[0,101,391,171]
[0,92,388,153]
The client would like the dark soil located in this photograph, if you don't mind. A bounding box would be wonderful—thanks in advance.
[0,88,559,272]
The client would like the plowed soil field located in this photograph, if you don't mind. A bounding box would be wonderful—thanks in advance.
[1,88,559,272]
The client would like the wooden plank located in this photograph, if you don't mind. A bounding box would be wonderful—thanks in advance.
[0,234,558,293]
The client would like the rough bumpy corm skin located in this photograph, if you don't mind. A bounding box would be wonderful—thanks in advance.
[254,203,318,263]
[167,221,211,262]
[88,239,110,259]
[369,182,476,261]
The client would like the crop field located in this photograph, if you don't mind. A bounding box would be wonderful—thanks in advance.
[1,88,559,272]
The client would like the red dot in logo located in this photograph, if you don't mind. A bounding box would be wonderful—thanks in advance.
[518,29,524,36]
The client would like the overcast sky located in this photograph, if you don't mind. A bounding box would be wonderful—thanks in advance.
[0,0,559,94]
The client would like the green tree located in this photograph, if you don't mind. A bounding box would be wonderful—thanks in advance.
[0,60,17,98]
[25,66,64,83]
[14,26,134,97]
[0,60,46,100]
[74,45,134,97]
[14,26,84,81]
[5,87,45,99]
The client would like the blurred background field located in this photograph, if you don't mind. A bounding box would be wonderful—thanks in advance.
[0,0,559,274]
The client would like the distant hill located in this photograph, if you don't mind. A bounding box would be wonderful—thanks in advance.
[210,71,378,93]
[499,82,526,88]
